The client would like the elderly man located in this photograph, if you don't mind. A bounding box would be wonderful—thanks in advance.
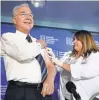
[0,3,56,100]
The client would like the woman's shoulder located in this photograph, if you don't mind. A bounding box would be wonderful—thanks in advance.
[91,51,99,55]
[89,51,99,59]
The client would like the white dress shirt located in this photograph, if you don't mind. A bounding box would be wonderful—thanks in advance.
[0,30,45,83]
[70,52,99,100]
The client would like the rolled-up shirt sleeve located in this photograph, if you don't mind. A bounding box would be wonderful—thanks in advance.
[70,52,99,81]
[1,33,41,63]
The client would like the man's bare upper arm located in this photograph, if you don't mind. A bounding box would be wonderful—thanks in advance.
[43,49,53,68]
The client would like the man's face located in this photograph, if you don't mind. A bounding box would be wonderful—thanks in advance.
[13,6,34,33]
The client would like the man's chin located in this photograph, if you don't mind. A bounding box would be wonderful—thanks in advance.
[24,27,32,32]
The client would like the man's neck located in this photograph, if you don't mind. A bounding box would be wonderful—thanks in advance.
[16,28,29,35]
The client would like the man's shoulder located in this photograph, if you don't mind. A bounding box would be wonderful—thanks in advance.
[2,32,15,37]
[2,32,16,40]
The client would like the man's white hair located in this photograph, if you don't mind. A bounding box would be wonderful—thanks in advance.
[13,3,30,17]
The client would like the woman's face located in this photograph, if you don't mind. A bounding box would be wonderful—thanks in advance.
[73,37,83,53]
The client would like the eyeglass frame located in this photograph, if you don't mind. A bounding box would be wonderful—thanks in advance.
[14,11,34,18]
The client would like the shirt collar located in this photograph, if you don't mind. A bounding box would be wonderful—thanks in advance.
[16,30,29,39]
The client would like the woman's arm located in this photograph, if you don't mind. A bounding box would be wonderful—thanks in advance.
[52,52,99,80]
[52,57,71,72]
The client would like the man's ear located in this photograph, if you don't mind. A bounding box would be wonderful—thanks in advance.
[13,17,16,25]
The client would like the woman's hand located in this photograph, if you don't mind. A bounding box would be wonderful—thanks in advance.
[52,57,63,66]
[36,39,47,49]
[46,47,71,71]
[52,58,71,72]
[46,48,63,66]
[46,48,55,58]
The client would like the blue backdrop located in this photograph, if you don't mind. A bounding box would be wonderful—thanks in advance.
[1,23,99,100]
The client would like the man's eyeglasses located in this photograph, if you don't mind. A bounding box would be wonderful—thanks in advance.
[16,12,33,18]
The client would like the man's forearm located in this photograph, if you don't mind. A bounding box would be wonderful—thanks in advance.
[47,63,56,82]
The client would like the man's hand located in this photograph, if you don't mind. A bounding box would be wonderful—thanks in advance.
[36,40,47,49]
[41,78,54,97]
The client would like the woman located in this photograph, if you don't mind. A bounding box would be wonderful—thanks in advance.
[47,30,99,100]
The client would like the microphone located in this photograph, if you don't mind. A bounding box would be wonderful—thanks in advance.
[66,81,81,100]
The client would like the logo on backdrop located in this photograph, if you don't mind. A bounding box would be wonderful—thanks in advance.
[59,51,65,59]
[95,40,99,47]
[52,50,65,59]
[66,37,73,46]
[53,50,58,58]
[40,35,59,44]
